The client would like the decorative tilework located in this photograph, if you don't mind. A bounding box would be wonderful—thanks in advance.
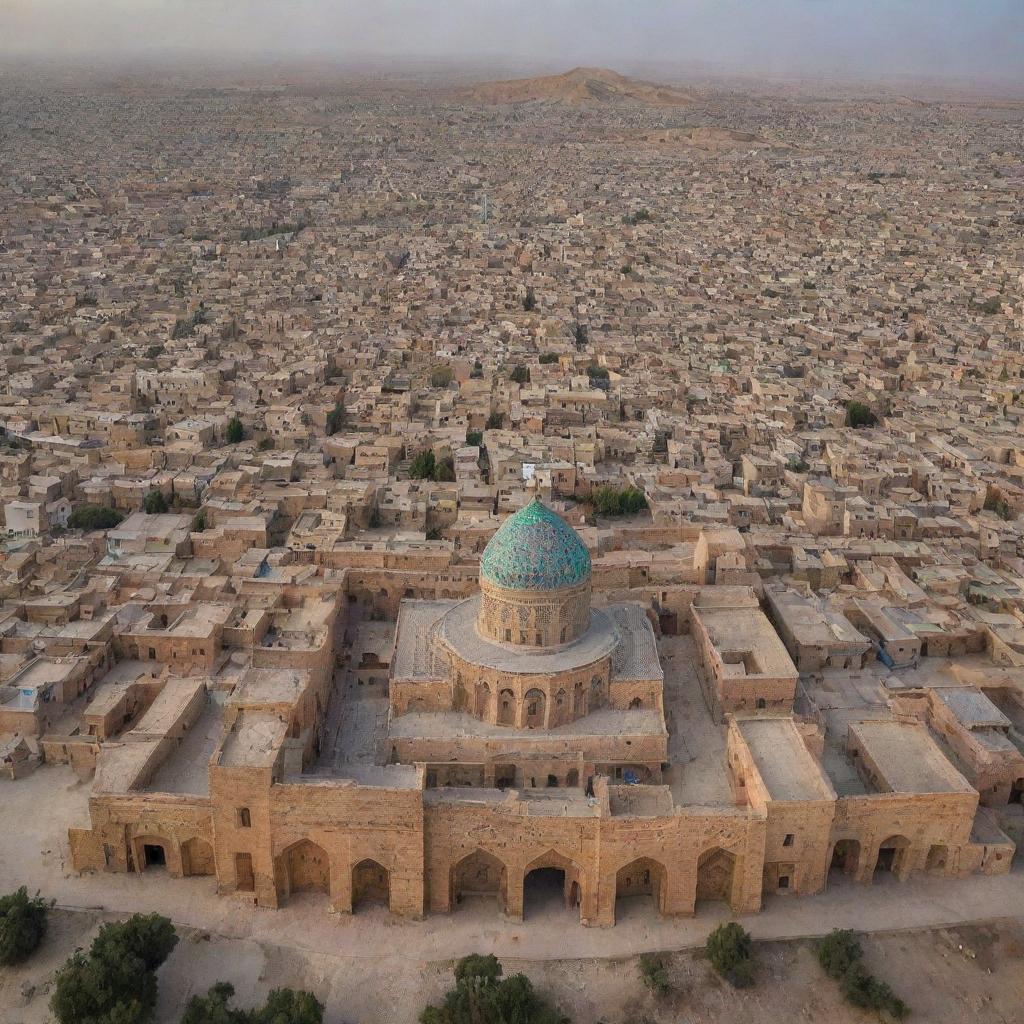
[481,498,591,591]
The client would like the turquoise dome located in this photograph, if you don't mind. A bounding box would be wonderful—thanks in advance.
[481,498,591,590]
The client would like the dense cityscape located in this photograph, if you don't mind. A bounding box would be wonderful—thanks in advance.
[1,52,1024,1024]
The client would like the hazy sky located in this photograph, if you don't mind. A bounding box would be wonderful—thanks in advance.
[2,0,1023,82]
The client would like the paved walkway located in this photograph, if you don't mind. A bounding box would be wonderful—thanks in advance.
[4,764,1024,963]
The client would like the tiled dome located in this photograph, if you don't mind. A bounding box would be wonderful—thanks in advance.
[481,498,591,591]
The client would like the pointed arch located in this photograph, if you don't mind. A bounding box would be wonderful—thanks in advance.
[352,858,390,911]
[614,856,667,922]
[696,846,736,905]
[450,849,508,913]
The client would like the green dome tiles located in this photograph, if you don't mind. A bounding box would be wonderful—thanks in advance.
[481,498,591,591]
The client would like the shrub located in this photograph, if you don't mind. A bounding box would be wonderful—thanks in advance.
[143,490,168,515]
[0,887,50,966]
[192,510,207,533]
[465,430,483,447]
[51,913,178,1024]
[68,505,123,531]
[539,352,559,364]
[433,457,456,483]
[624,208,652,225]
[421,954,567,1024]
[325,401,345,436]
[592,485,647,517]
[706,922,754,988]
[638,953,670,996]
[985,493,1013,520]
[181,981,241,1024]
[226,417,244,444]
[971,295,1002,315]
[181,982,324,1024]
[253,988,324,1024]
[510,365,530,384]
[817,929,861,980]
[840,961,908,1019]
[258,437,275,451]
[430,366,454,388]
[409,450,436,480]
[845,401,877,429]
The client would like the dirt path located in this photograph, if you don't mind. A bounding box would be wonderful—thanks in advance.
[3,910,1023,1024]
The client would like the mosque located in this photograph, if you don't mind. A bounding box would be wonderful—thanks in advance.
[70,499,1009,927]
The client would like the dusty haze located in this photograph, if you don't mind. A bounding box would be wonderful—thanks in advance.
[1,0,1023,86]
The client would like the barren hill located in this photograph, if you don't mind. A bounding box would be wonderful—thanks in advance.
[467,66,694,107]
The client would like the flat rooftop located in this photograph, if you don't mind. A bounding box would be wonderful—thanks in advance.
[734,716,835,802]
[849,720,975,795]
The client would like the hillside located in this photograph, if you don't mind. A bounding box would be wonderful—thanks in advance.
[467,66,694,106]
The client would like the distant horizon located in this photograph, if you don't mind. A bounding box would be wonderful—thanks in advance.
[2,1,1023,87]
[2,51,1023,101]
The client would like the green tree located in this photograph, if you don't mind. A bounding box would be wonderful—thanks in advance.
[420,954,567,1024]
[706,922,754,988]
[226,417,244,444]
[817,929,861,980]
[433,457,456,483]
[253,988,324,1024]
[181,983,324,1024]
[845,401,877,429]
[539,352,559,364]
[325,402,345,436]
[0,887,50,966]
[571,322,588,349]
[465,430,483,447]
[181,982,244,1024]
[510,365,530,385]
[143,490,168,515]
[51,914,178,1024]
[68,505,123,531]
[592,485,647,517]
[839,961,908,1019]
[409,450,437,480]
[523,287,537,312]
[485,412,504,430]
[430,366,454,388]
[192,510,207,533]
[638,953,670,996]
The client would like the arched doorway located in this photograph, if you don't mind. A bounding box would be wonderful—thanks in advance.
[450,850,507,913]
[286,839,330,896]
[696,847,735,906]
[829,839,861,880]
[524,688,546,728]
[926,844,948,873]
[552,688,567,727]
[522,851,583,921]
[497,689,515,726]
[135,835,170,872]
[181,836,215,876]
[352,859,390,912]
[615,857,666,922]
[874,835,911,879]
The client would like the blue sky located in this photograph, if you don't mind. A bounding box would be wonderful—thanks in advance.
[2,0,1022,82]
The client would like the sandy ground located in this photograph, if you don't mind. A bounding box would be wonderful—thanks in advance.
[3,908,1023,1024]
